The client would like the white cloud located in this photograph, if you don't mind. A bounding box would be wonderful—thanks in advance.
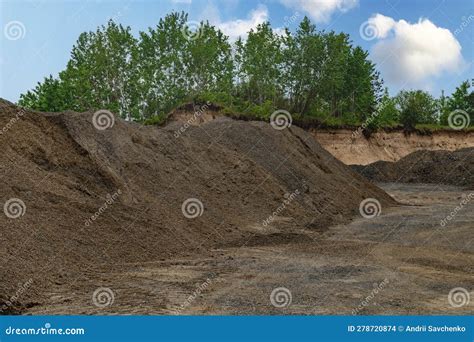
[367,13,395,38]
[368,14,466,86]
[217,5,269,41]
[280,0,358,23]
[201,3,293,41]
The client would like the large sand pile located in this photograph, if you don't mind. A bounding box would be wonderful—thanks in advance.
[0,99,394,312]
[352,148,474,188]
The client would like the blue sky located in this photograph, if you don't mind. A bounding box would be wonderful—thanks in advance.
[1,0,473,102]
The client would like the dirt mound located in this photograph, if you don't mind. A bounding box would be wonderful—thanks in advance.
[352,148,474,188]
[0,99,394,313]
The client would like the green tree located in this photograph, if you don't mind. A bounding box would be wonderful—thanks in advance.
[396,90,438,129]
[237,22,282,106]
[136,12,190,118]
[320,32,351,117]
[63,21,137,118]
[18,75,70,112]
[282,17,325,114]
[345,46,383,121]
[185,22,233,97]
[18,12,391,128]
[442,80,473,126]
[368,88,398,129]
[20,21,138,118]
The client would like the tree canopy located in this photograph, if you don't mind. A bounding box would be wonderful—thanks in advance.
[18,12,473,129]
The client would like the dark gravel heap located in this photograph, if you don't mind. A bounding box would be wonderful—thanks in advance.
[352,148,474,188]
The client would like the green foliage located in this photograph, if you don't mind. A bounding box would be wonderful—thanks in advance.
[193,92,233,107]
[365,88,399,130]
[18,75,69,112]
[20,11,466,132]
[19,12,382,127]
[282,17,325,114]
[143,114,167,126]
[440,80,474,126]
[64,21,137,117]
[241,100,276,119]
[235,22,282,105]
[396,90,438,129]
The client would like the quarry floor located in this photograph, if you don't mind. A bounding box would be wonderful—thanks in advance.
[28,183,473,315]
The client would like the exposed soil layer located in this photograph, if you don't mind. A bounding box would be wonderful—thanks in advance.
[0,99,393,313]
[352,148,474,188]
[26,183,474,315]
[312,130,474,165]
